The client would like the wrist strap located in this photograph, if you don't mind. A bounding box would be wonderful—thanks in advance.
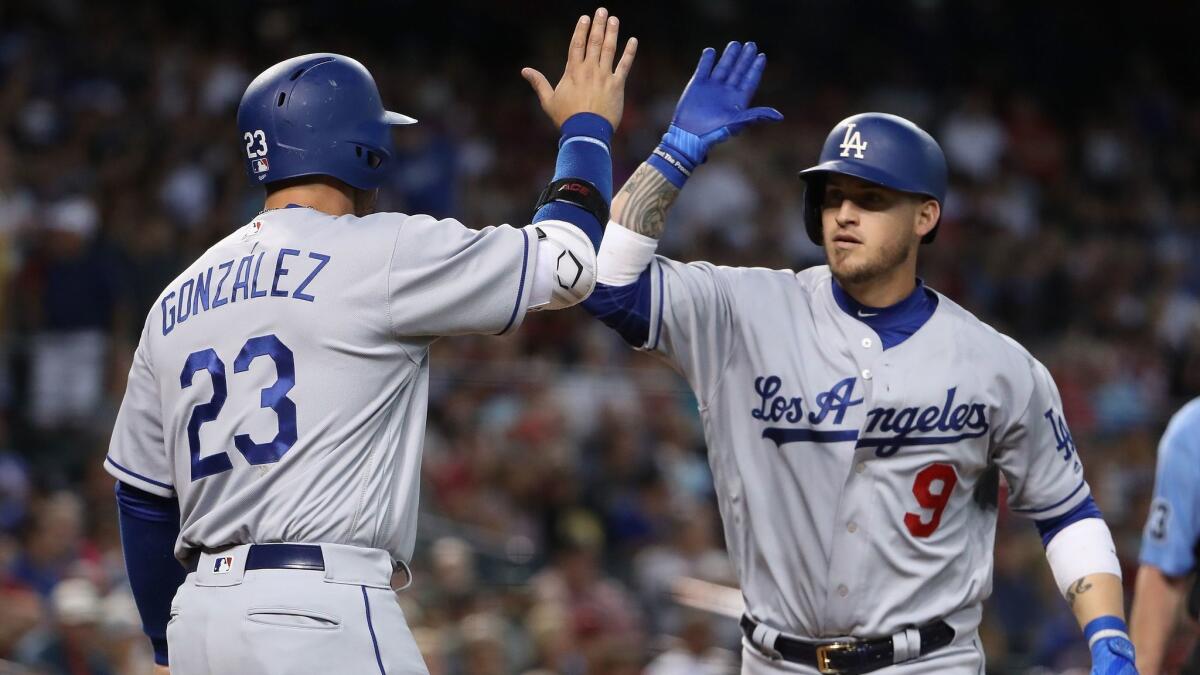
[647,145,693,188]
[1083,616,1128,648]
[534,178,609,227]
[560,112,614,146]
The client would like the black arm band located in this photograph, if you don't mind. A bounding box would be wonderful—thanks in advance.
[534,178,609,227]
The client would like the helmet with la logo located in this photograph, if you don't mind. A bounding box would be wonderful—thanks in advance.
[798,112,947,245]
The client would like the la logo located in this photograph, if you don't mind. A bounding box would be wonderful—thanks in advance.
[838,123,868,159]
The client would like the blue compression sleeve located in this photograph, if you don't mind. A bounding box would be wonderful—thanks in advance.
[533,112,612,249]
[582,267,654,347]
[1037,495,1104,547]
[116,481,186,666]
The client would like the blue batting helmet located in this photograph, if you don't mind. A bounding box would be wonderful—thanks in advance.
[798,112,947,245]
[236,53,416,191]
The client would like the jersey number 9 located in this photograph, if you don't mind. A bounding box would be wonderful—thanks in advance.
[904,463,957,538]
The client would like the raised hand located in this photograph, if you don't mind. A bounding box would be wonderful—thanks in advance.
[522,8,638,130]
[664,41,783,165]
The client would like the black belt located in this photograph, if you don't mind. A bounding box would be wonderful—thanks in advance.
[740,614,955,674]
[185,544,325,573]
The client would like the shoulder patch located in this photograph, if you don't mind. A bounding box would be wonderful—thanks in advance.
[1147,498,1170,541]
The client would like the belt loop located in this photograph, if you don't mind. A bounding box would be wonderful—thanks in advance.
[906,627,922,657]
[891,627,922,663]
[392,559,414,591]
[751,622,784,660]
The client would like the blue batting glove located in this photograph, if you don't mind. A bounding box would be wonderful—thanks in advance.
[1091,636,1137,674]
[648,41,783,187]
[1085,617,1137,675]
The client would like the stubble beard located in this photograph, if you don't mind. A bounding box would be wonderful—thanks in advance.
[827,234,915,288]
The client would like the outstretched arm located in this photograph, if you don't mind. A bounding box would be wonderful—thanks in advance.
[522,7,637,312]
[611,161,681,239]
[583,41,780,345]
[614,40,780,241]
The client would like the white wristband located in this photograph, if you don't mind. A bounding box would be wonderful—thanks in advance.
[1087,628,1129,649]
[1044,517,1121,596]
[596,221,658,286]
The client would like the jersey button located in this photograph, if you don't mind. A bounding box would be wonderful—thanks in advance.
[855,462,866,474]
[837,585,849,597]
[861,337,872,348]
[847,522,858,533]
[861,369,872,380]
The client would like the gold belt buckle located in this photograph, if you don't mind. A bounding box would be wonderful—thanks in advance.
[814,642,855,674]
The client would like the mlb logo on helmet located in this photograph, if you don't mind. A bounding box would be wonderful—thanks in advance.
[252,157,270,177]
[213,556,234,574]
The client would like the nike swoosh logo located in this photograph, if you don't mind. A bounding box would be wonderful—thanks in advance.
[857,310,878,317]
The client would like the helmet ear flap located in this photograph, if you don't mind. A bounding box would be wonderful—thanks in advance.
[802,174,826,246]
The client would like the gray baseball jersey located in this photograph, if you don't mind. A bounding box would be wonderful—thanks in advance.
[640,261,1087,639]
[105,207,538,562]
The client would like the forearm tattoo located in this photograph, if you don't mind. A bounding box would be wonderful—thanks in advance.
[1065,577,1093,608]
[612,162,681,239]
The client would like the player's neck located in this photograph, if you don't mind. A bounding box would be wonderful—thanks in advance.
[264,180,355,216]
[838,263,918,308]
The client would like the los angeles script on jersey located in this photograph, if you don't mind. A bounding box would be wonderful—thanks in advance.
[752,375,990,457]
[161,248,331,336]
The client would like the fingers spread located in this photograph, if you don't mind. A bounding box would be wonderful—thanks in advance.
[710,41,741,82]
[615,37,638,81]
[728,41,757,85]
[600,15,619,71]
[521,68,553,107]
[586,7,609,62]
[739,53,767,93]
[693,47,717,81]
[569,15,590,63]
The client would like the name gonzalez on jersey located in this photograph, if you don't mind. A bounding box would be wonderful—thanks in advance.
[752,374,991,457]
[161,235,331,336]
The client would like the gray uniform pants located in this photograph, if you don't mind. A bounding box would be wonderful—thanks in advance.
[167,543,428,675]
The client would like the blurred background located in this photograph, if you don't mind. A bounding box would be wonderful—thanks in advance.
[0,0,1197,673]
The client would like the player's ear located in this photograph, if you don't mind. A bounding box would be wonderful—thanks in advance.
[914,199,939,238]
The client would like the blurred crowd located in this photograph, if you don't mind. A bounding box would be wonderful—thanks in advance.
[0,1,1198,674]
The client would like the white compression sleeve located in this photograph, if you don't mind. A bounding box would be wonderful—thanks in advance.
[596,221,658,286]
[1044,517,1122,596]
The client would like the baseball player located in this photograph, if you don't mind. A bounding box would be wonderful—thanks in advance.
[105,9,635,674]
[1131,398,1200,673]
[581,42,1138,674]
